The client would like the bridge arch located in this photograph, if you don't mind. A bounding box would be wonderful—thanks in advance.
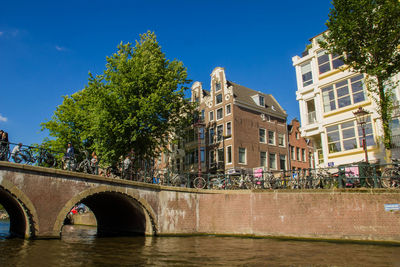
[54,186,158,237]
[0,178,38,238]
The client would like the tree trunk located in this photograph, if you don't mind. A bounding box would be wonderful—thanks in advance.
[377,76,392,162]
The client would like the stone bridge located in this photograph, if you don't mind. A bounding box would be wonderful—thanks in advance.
[1,161,400,243]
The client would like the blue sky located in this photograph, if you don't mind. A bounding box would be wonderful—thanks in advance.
[0,0,332,146]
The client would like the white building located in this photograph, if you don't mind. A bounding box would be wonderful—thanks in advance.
[292,33,399,167]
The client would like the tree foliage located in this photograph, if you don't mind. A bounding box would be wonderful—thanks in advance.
[321,0,400,150]
[42,31,194,166]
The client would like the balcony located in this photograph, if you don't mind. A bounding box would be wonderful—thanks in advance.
[307,111,317,124]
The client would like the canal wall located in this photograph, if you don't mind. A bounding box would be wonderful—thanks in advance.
[157,189,400,243]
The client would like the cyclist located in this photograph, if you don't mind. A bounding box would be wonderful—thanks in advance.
[11,143,23,163]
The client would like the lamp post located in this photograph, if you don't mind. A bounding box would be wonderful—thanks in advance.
[353,107,370,163]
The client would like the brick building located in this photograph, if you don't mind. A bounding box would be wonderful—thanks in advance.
[171,67,288,175]
[287,118,314,172]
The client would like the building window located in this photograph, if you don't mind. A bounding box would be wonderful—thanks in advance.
[259,128,266,143]
[226,122,232,136]
[302,149,306,162]
[279,155,286,170]
[268,131,275,145]
[326,117,375,153]
[269,153,276,169]
[317,50,345,74]
[259,95,265,106]
[301,61,313,87]
[226,146,232,164]
[226,104,231,115]
[260,151,267,167]
[201,109,205,120]
[239,147,246,164]
[217,125,223,142]
[296,148,300,161]
[209,111,214,121]
[209,126,215,144]
[200,147,205,162]
[278,133,285,147]
[215,82,221,92]
[217,108,223,120]
[216,94,223,105]
[322,74,365,113]
[290,146,295,160]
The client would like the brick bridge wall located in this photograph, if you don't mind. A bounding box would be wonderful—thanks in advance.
[1,162,400,242]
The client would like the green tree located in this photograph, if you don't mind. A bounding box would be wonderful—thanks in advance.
[42,31,194,166]
[321,0,400,158]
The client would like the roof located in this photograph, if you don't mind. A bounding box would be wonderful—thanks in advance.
[227,81,287,118]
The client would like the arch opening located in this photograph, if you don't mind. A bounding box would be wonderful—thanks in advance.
[0,188,30,238]
[62,191,154,238]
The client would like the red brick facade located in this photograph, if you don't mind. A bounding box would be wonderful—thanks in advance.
[182,67,288,174]
[288,119,314,171]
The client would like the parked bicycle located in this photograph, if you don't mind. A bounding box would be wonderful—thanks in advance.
[207,175,231,190]
[77,151,94,174]
[193,176,207,189]
[381,159,400,188]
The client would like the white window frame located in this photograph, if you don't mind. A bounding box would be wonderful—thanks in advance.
[216,108,223,121]
[321,74,366,113]
[215,82,221,92]
[260,151,267,167]
[226,121,232,137]
[216,93,223,105]
[238,147,246,164]
[278,133,285,147]
[301,61,313,87]
[269,153,277,170]
[268,130,275,145]
[259,128,266,143]
[226,104,231,115]
[209,110,214,121]
[259,95,265,106]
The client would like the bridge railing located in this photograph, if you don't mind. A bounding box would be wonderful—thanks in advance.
[102,161,400,190]
[2,141,400,190]
[0,141,60,168]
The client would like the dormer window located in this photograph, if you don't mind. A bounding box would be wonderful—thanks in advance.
[215,82,221,92]
[259,95,265,107]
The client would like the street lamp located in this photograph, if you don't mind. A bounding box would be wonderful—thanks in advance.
[353,106,370,163]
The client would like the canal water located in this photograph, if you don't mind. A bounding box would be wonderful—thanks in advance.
[1,221,400,266]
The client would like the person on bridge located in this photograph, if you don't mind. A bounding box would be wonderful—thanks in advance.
[65,142,75,170]
[91,152,98,175]
[11,143,23,163]
[122,155,132,180]
[0,131,9,161]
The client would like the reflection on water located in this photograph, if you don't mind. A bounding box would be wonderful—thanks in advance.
[0,219,10,239]
[1,222,400,266]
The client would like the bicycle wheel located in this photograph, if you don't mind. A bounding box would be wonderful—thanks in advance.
[381,168,396,188]
[20,149,34,165]
[193,177,206,189]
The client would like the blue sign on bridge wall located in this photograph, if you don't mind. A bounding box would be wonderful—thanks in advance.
[384,204,400,211]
